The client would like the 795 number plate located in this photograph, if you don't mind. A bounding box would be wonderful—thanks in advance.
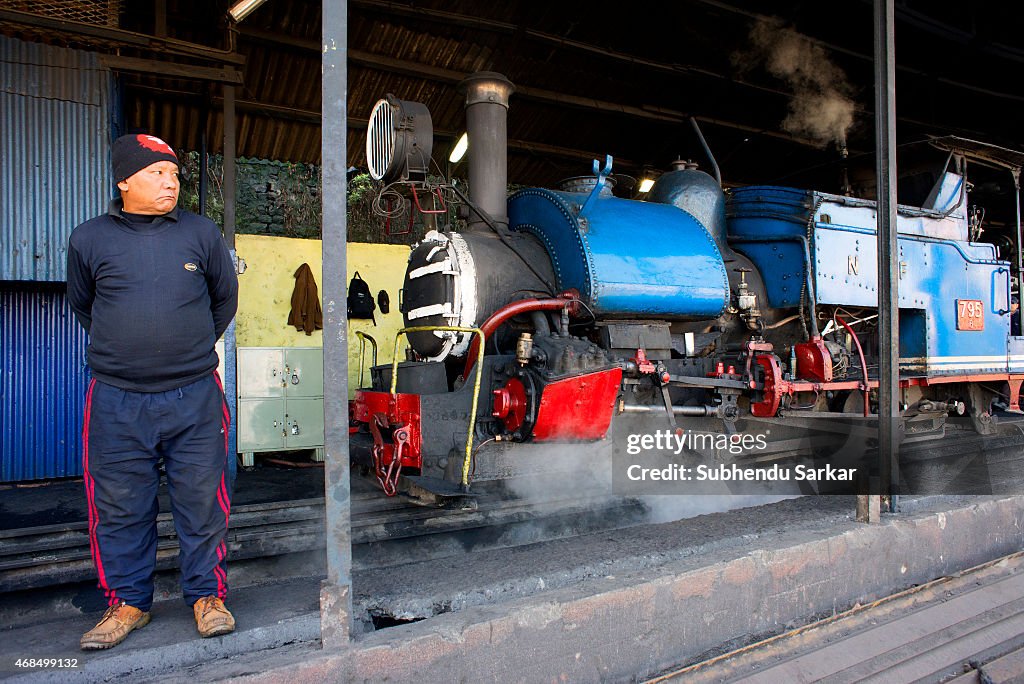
[956,299,984,331]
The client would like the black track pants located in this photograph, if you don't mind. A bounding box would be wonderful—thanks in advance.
[82,372,231,611]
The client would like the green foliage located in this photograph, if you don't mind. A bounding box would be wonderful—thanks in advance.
[345,172,379,243]
[177,155,517,245]
[275,162,322,238]
[345,173,440,246]
[178,151,224,227]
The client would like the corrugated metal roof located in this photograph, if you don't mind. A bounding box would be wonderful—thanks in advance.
[1,34,112,281]
[0,284,89,482]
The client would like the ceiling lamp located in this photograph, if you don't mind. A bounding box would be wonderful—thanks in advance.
[449,133,468,163]
[229,0,269,23]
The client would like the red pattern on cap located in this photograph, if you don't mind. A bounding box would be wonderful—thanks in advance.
[136,134,176,158]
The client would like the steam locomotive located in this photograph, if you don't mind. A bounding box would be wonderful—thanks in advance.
[351,72,1024,501]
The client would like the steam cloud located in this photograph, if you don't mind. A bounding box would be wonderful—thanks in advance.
[495,419,797,529]
[739,18,856,148]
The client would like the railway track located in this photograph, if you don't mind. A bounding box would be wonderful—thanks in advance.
[2,422,1022,594]
[0,474,647,593]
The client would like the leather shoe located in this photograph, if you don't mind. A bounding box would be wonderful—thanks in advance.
[194,596,235,638]
[80,602,150,650]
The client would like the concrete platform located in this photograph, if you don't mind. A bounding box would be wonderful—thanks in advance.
[0,578,321,682]
[3,494,1022,682]
[663,551,1024,682]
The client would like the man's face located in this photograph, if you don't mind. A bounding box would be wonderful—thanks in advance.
[117,160,180,215]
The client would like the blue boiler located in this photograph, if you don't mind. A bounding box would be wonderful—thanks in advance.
[507,188,729,318]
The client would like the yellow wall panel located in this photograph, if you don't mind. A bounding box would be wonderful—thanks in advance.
[234,235,410,398]
[345,243,411,399]
[235,235,324,348]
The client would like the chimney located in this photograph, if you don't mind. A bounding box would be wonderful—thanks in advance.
[458,72,515,230]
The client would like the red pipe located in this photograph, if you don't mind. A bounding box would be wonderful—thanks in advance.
[835,316,871,417]
[462,293,579,379]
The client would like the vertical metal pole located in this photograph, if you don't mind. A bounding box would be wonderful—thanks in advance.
[223,85,236,249]
[199,100,209,218]
[320,0,353,647]
[222,86,239,485]
[1013,168,1022,298]
[154,0,167,37]
[874,0,900,514]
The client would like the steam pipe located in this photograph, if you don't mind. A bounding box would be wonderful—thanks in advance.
[620,404,716,417]
[462,293,579,378]
[530,311,550,337]
[459,72,515,230]
[689,117,721,186]
[729,235,820,337]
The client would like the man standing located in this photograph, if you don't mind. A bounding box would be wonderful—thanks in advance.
[67,133,239,650]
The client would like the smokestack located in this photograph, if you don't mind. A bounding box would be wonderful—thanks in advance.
[458,72,515,230]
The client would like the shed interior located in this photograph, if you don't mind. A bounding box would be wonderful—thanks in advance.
[2,0,1021,199]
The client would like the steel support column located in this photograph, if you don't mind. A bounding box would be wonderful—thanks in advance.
[222,85,236,248]
[320,0,354,647]
[222,85,239,485]
[874,0,900,514]
[199,99,208,217]
[1014,168,1022,296]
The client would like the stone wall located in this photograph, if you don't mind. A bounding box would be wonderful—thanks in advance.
[179,154,422,244]
[235,158,321,238]
[180,153,322,239]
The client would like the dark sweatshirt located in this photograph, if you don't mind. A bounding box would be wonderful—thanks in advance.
[67,200,239,392]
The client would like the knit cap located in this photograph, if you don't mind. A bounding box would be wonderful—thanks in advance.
[112,133,179,182]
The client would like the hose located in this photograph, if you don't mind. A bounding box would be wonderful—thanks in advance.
[835,316,870,417]
[461,294,579,379]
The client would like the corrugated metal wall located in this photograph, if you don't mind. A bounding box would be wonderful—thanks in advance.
[1,285,88,482]
[1,35,112,282]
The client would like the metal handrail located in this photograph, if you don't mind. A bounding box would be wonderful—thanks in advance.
[355,331,377,389]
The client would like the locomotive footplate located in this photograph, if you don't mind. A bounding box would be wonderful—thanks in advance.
[399,475,478,509]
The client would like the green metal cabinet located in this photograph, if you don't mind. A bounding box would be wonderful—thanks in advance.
[237,347,324,466]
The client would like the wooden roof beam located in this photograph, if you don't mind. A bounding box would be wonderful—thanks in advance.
[352,0,1024,104]
[0,8,244,65]
[99,55,243,84]
[348,49,824,148]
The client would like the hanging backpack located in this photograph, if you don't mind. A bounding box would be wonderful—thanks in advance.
[347,271,376,325]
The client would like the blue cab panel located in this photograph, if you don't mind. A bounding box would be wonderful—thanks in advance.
[508,188,729,318]
[728,185,1013,376]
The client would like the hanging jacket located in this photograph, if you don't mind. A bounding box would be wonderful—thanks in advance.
[288,263,323,335]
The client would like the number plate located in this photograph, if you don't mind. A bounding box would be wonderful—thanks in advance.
[956,299,984,331]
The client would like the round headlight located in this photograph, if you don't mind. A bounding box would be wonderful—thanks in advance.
[366,95,433,183]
